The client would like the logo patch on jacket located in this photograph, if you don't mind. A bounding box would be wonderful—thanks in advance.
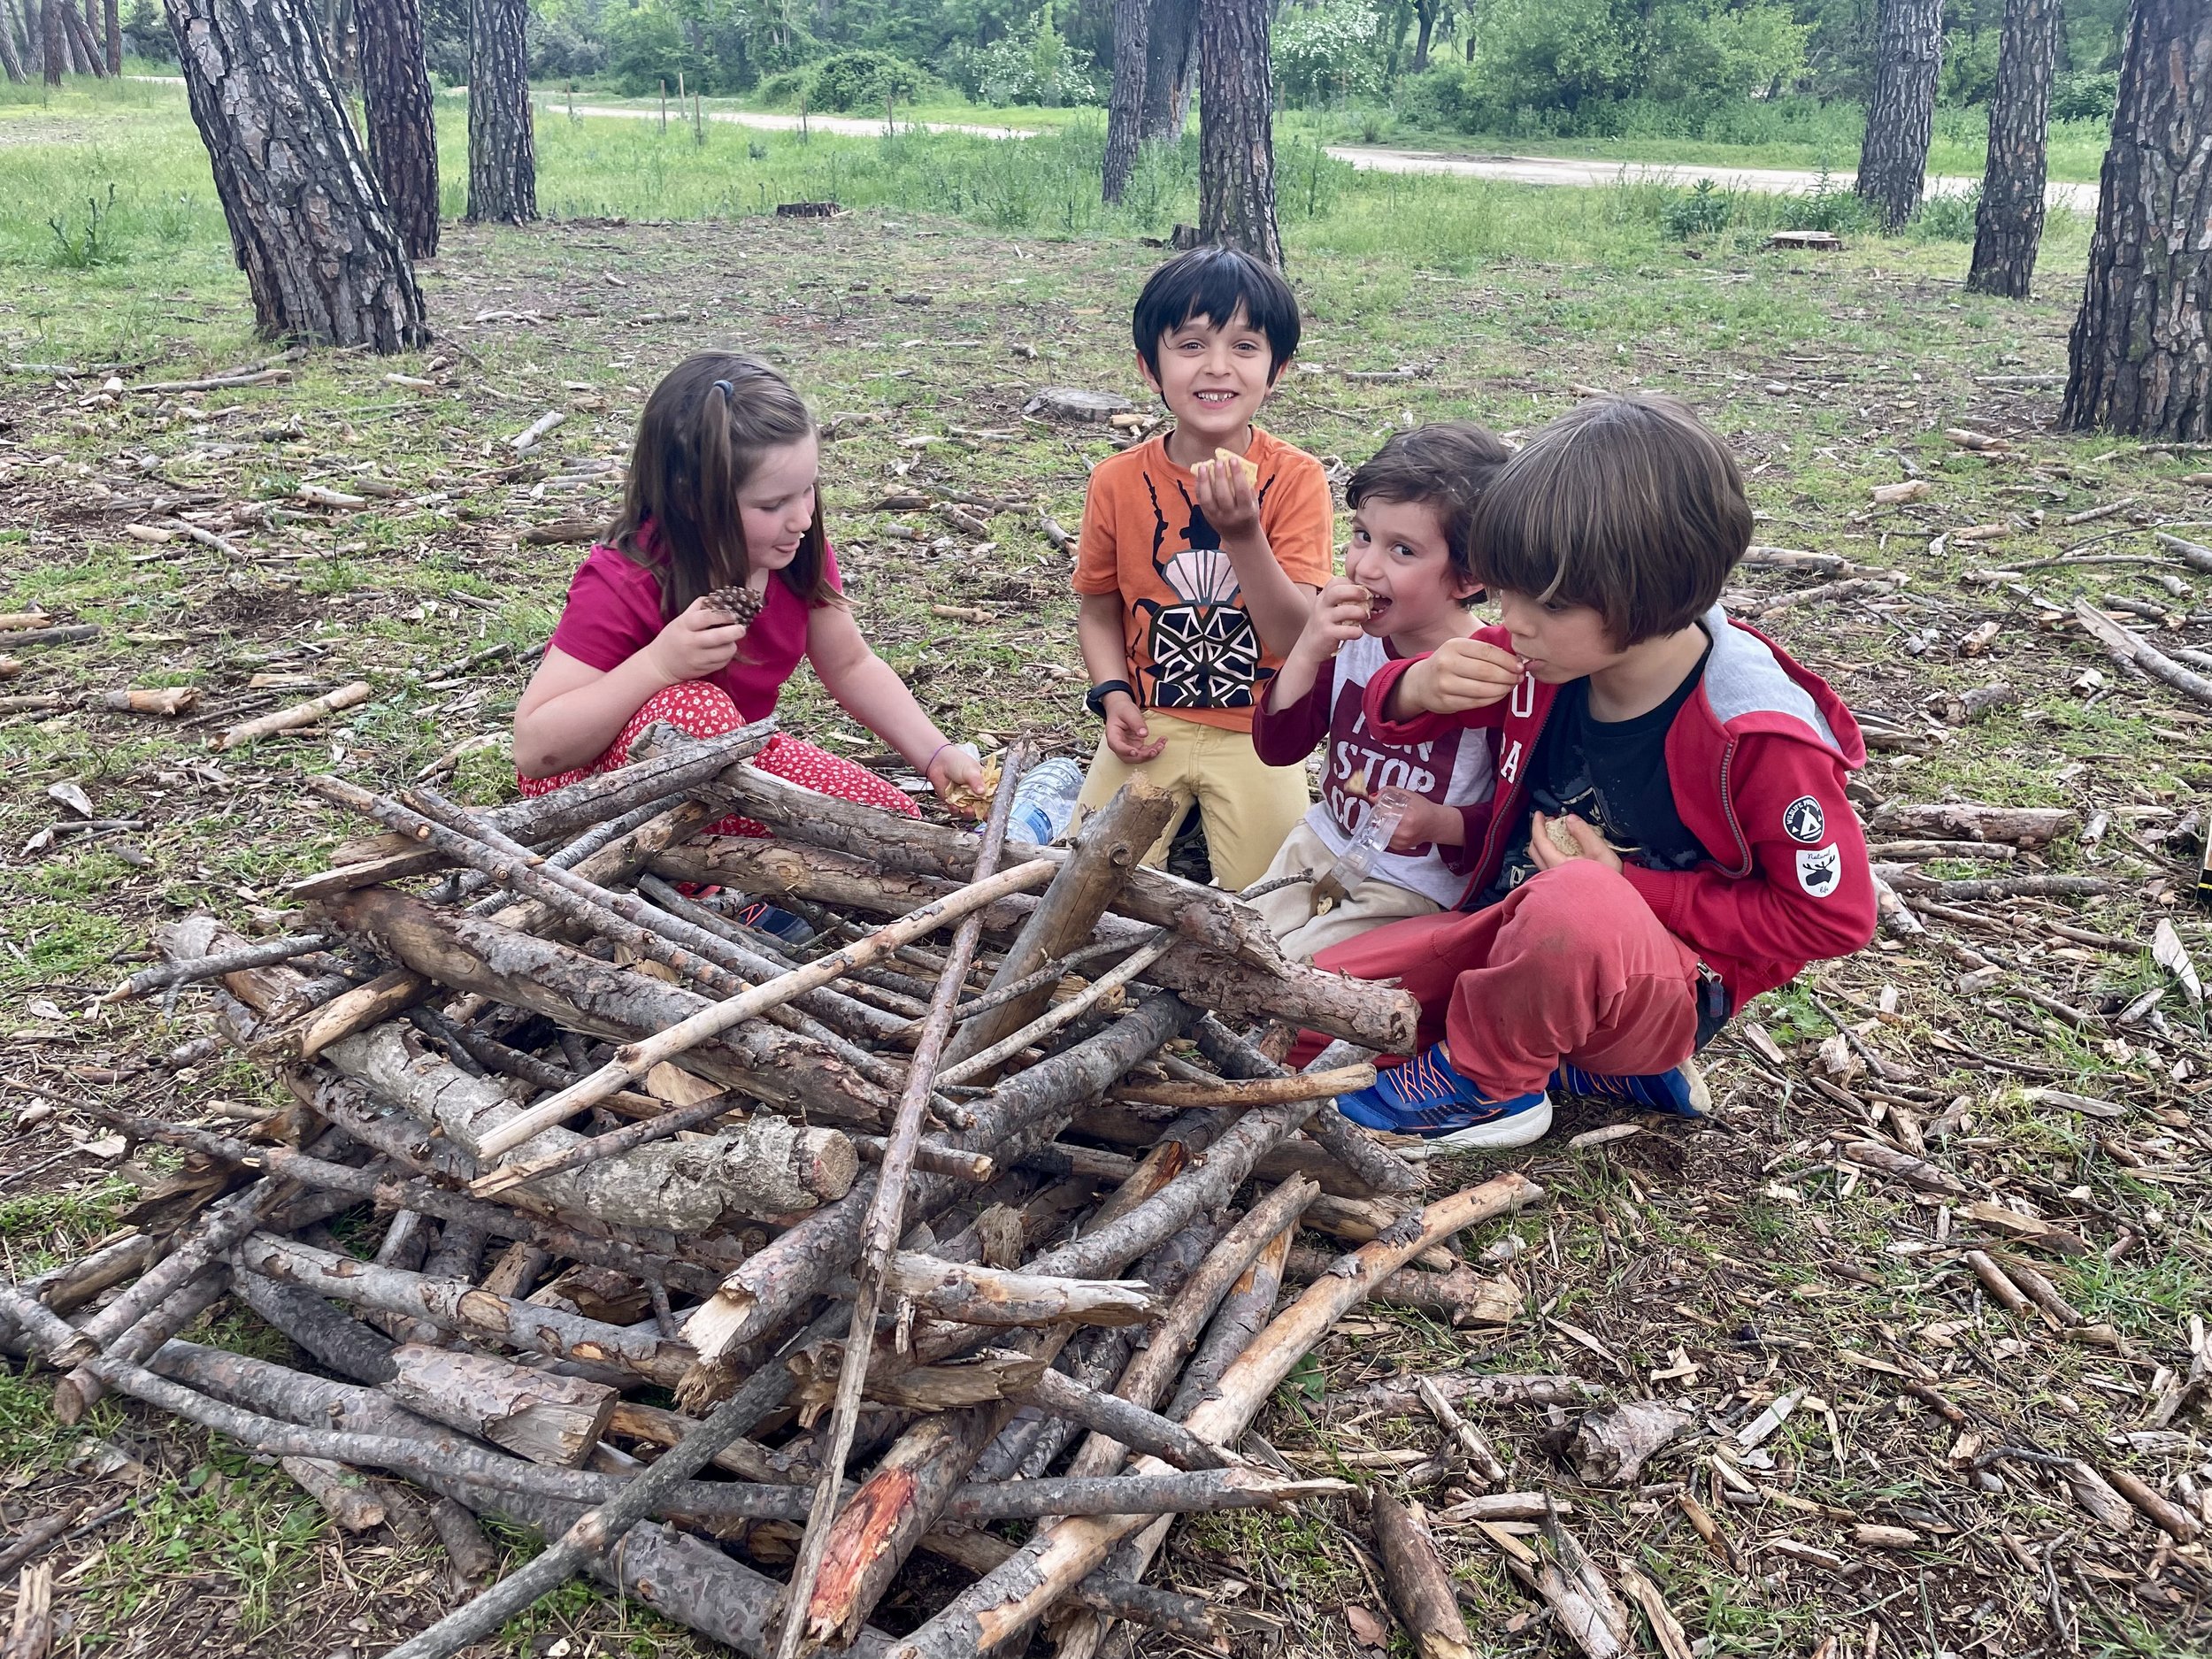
[1783,795,1826,843]
[1796,843,1842,898]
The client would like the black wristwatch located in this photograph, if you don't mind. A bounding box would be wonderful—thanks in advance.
[1085,680,1134,720]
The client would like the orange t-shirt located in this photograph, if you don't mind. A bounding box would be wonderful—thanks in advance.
[1071,426,1334,733]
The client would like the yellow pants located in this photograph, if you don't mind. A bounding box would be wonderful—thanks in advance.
[1248,818,1446,962]
[1075,716,1310,893]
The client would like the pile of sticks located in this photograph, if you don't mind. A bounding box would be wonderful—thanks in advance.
[13,720,1545,1658]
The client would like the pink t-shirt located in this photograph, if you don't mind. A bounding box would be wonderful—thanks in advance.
[547,538,843,724]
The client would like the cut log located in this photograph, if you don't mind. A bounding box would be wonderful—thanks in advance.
[883,1172,1545,1658]
[234,1269,399,1385]
[880,1254,1157,1328]
[234,1232,697,1386]
[1192,1017,1424,1196]
[652,836,1419,1052]
[1372,1493,1474,1659]
[1279,1250,1520,1326]
[1165,1225,1292,1421]
[1018,1368,1231,1472]
[1865,801,2077,848]
[455,856,1056,1157]
[383,1343,618,1468]
[682,994,1201,1363]
[212,681,372,750]
[312,886,892,1130]
[1109,1063,1376,1110]
[323,1023,856,1230]
[280,1456,387,1530]
[942,778,1179,1070]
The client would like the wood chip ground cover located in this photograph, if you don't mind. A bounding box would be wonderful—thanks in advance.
[0,109,2208,1659]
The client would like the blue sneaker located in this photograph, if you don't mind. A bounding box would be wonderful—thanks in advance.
[1550,1058,1709,1118]
[729,897,815,948]
[1336,1043,1553,1149]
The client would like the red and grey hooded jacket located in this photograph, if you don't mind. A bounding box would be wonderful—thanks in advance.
[1361,604,1878,1009]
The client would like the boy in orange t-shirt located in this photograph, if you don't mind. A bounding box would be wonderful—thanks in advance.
[1072,247,1334,890]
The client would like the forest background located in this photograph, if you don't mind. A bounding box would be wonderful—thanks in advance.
[96,0,2135,170]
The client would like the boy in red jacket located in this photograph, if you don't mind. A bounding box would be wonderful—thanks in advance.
[1326,394,1876,1148]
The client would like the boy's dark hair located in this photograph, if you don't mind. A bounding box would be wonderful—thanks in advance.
[609,351,841,623]
[1132,247,1301,385]
[1469,394,1750,647]
[1347,422,1510,607]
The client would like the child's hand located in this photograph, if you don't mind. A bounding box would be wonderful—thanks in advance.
[646,598,748,684]
[1101,690,1166,764]
[928,744,991,818]
[1191,456,1262,542]
[1528,812,1623,875]
[1294,578,1372,661]
[1405,637,1525,714]
[1385,797,1464,854]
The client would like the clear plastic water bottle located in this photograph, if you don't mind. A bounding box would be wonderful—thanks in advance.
[1006,757,1086,845]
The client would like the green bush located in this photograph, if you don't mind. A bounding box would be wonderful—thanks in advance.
[2050,70,2118,124]
[1275,0,1384,105]
[757,68,813,108]
[810,50,930,112]
[1772,167,1872,236]
[1912,185,1979,242]
[969,8,1099,107]
[1661,178,1733,239]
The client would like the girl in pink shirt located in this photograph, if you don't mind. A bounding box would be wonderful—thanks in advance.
[514,353,987,835]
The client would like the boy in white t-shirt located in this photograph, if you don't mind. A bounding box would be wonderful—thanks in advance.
[1248,423,1509,960]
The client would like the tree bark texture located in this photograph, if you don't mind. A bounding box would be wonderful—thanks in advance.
[311,885,892,1131]
[42,0,60,85]
[1102,0,1149,204]
[1141,0,1197,142]
[63,0,97,73]
[1197,0,1284,265]
[1855,0,1945,232]
[357,0,439,258]
[465,0,534,223]
[101,0,114,73]
[383,1342,617,1467]
[234,1230,699,1386]
[1967,0,2061,296]
[0,0,27,84]
[163,0,428,350]
[2061,0,2212,442]
[322,1021,858,1229]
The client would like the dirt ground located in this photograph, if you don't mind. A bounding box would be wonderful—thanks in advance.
[0,207,2208,1657]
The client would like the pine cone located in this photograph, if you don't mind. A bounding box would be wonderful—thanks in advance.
[703,586,764,625]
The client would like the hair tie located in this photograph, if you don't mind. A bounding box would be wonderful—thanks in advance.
[712,379,734,400]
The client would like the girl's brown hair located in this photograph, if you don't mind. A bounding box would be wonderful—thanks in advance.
[607,352,841,621]
[1469,394,1750,647]
[1346,421,1511,606]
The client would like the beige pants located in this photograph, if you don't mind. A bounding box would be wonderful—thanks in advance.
[1074,715,1311,894]
[1247,818,1445,963]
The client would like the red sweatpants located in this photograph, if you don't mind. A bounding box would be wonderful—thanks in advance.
[1310,861,1702,1096]
[517,680,922,836]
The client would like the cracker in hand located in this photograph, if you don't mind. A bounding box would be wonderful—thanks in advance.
[1211,448,1259,488]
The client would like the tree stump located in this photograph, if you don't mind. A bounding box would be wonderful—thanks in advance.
[162,0,428,351]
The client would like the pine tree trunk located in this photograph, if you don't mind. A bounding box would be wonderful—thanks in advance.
[2061,0,2212,442]
[358,0,439,258]
[0,0,28,83]
[163,0,429,352]
[1197,0,1282,265]
[64,0,100,73]
[42,0,63,84]
[1412,0,1433,73]
[1855,0,1945,232]
[1140,0,1196,142]
[466,0,535,223]
[1102,0,1148,204]
[1966,0,2059,297]
[101,0,116,73]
